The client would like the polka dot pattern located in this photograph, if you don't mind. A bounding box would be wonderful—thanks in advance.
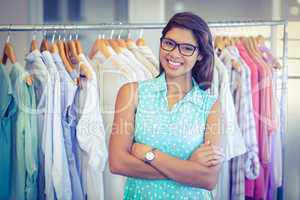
[123,73,217,200]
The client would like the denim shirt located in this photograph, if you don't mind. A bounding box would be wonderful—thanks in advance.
[52,53,84,200]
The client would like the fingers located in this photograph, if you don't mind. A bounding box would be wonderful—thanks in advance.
[207,158,224,167]
[195,145,224,157]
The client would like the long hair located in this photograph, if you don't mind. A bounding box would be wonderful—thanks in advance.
[159,12,214,90]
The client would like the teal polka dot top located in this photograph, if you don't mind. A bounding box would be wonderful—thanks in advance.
[123,73,217,200]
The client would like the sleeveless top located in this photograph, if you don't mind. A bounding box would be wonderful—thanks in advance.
[123,73,217,200]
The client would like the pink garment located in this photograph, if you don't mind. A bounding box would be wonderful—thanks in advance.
[237,42,276,200]
[236,42,261,198]
[252,55,272,200]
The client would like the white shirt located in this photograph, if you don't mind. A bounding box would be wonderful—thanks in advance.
[41,51,72,200]
[90,51,129,200]
[77,54,108,200]
[121,48,153,79]
[138,45,159,69]
[213,56,246,160]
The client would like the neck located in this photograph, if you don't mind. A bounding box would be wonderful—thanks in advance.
[165,73,193,95]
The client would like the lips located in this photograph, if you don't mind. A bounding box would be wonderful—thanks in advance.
[167,59,183,70]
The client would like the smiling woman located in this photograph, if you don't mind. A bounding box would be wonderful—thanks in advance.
[109,12,225,200]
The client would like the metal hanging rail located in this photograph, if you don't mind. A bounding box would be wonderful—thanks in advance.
[0,20,287,32]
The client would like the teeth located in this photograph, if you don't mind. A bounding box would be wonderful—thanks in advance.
[168,60,181,66]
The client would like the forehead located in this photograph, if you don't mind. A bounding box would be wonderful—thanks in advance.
[165,27,197,44]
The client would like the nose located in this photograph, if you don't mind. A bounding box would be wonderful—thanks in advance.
[168,45,181,57]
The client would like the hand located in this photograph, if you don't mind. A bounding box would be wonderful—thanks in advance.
[189,141,225,167]
[131,143,152,161]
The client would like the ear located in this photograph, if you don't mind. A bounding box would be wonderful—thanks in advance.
[197,54,203,61]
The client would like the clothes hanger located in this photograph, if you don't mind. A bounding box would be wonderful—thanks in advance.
[67,31,92,80]
[116,29,127,48]
[136,29,146,46]
[74,27,83,55]
[57,29,74,74]
[213,35,225,57]
[30,26,38,52]
[66,32,79,64]
[89,33,111,59]
[40,29,50,52]
[255,35,281,69]
[50,30,59,54]
[2,25,17,65]
[109,39,121,54]
[2,26,32,85]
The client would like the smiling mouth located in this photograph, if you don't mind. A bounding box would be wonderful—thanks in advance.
[167,59,183,69]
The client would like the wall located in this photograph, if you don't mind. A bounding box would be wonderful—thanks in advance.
[165,0,272,21]
[0,0,40,66]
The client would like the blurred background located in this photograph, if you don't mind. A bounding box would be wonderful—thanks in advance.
[0,0,299,199]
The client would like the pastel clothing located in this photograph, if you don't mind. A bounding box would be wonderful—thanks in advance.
[123,73,217,200]
[0,64,17,200]
[77,54,108,200]
[8,63,38,200]
[90,51,130,200]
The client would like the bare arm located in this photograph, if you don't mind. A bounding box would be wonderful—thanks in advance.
[131,100,224,190]
[109,82,166,179]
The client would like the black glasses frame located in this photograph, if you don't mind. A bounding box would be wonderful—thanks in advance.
[160,37,198,56]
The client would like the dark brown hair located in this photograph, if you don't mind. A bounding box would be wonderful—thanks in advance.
[159,12,214,90]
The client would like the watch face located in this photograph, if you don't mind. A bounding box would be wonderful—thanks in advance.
[145,152,155,161]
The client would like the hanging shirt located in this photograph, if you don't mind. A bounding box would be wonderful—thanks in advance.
[25,49,49,200]
[8,63,38,200]
[77,53,108,200]
[127,42,159,77]
[107,46,141,81]
[118,52,148,80]
[52,53,84,200]
[0,63,17,200]
[41,51,72,200]
[124,73,217,200]
[137,45,159,69]
[89,51,129,200]
[211,55,246,200]
[213,55,246,160]
[227,46,260,179]
[121,47,153,79]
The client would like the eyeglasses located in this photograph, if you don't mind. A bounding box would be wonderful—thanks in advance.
[160,37,198,56]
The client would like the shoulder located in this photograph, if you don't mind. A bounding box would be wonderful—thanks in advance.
[116,82,139,108]
[119,81,139,93]
[197,88,218,112]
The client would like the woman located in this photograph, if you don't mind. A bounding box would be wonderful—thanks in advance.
[109,12,225,200]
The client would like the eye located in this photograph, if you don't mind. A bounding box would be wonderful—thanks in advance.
[181,44,195,52]
[163,39,175,47]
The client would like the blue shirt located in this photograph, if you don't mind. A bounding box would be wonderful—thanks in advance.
[52,53,84,200]
[124,73,217,200]
[25,50,49,200]
[8,63,38,200]
[41,51,71,200]
[0,63,17,200]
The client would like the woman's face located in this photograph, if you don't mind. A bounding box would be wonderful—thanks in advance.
[159,27,202,79]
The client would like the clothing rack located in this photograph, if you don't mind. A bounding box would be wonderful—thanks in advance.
[0,20,287,31]
[0,20,288,199]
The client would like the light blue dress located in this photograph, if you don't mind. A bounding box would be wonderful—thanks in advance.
[0,64,17,200]
[9,63,38,200]
[123,73,217,200]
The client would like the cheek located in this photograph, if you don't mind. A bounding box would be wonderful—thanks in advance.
[186,57,198,68]
[159,50,168,63]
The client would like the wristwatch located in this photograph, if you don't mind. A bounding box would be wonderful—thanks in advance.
[144,148,157,164]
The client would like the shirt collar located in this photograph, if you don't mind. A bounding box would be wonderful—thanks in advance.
[153,72,205,106]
